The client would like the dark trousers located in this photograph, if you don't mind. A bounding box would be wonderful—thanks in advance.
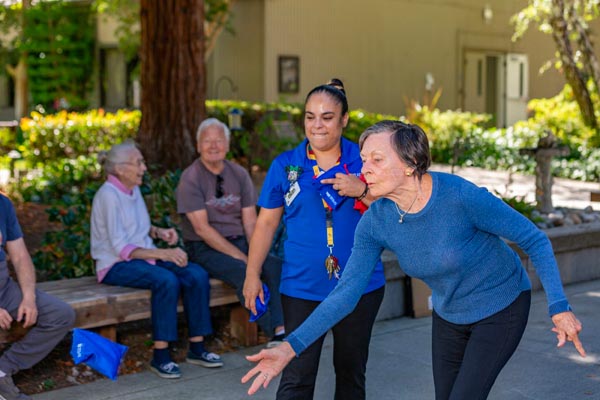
[432,290,531,400]
[185,237,284,335]
[0,271,75,376]
[103,259,213,341]
[277,286,385,400]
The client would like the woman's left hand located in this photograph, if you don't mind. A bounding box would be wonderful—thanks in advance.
[551,311,586,357]
[321,173,366,198]
[157,227,179,246]
[241,342,296,395]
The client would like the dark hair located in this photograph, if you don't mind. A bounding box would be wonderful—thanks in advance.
[304,78,349,115]
[359,120,431,179]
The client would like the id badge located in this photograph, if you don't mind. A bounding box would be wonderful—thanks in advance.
[284,181,301,206]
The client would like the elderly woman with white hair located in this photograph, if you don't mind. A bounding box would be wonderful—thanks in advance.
[91,140,223,380]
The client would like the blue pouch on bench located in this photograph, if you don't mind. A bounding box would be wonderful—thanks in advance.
[70,328,129,380]
[249,283,270,322]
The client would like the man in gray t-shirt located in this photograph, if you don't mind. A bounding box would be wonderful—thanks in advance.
[177,118,285,345]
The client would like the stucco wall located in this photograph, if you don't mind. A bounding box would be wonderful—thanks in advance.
[261,0,579,116]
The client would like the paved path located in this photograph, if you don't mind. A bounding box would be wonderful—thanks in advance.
[430,164,600,211]
[32,279,600,400]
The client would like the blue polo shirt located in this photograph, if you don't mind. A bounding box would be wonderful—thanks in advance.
[259,138,385,301]
[0,194,23,262]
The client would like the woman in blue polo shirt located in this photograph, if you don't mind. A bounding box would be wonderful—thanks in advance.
[243,79,386,400]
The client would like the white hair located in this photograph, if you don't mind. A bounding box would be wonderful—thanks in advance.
[196,118,231,143]
[97,140,139,175]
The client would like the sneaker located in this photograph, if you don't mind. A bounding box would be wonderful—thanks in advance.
[150,360,181,379]
[186,351,224,368]
[0,375,31,399]
[266,333,286,348]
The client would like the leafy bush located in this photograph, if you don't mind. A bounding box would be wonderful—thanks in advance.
[18,109,140,167]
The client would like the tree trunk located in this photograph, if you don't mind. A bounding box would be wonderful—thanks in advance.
[550,0,598,130]
[138,0,206,173]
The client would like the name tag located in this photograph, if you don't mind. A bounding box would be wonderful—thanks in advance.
[284,181,301,206]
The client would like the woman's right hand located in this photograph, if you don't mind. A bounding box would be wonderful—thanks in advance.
[243,274,263,315]
[160,248,188,267]
[241,342,296,395]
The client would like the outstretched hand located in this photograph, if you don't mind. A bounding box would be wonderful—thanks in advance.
[551,311,586,357]
[241,342,296,395]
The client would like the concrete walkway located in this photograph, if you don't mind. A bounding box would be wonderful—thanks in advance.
[31,166,600,400]
[32,279,600,400]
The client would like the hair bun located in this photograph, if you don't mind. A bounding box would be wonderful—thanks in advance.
[327,78,345,95]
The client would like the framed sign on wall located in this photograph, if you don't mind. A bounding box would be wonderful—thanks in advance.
[278,55,300,94]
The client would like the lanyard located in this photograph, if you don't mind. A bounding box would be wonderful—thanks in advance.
[307,145,338,250]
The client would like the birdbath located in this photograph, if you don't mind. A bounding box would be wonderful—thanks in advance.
[519,132,569,213]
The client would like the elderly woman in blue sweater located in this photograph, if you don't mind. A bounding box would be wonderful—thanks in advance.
[242,120,585,399]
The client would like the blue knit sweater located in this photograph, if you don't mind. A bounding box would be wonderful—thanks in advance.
[286,172,571,355]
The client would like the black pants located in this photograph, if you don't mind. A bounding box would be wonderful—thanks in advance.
[432,290,531,400]
[276,286,385,400]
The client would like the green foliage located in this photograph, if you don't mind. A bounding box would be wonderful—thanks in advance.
[18,109,140,167]
[33,184,99,280]
[345,109,398,143]
[499,193,542,223]
[21,1,96,111]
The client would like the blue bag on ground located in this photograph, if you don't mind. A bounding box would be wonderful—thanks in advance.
[70,328,129,380]
[249,283,270,322]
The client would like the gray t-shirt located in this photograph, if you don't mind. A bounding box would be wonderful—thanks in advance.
[176,159,257,241]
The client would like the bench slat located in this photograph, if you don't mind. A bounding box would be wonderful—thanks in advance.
[1,276,257,345]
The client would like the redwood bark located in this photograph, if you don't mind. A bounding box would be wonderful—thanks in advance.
[138,0,206,173]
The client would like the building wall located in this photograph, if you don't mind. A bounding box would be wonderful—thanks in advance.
[261,0,573,116]
[207,0,265,101]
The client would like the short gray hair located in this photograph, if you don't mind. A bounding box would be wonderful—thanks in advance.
[97,140,139,175]
[196,118,231,143]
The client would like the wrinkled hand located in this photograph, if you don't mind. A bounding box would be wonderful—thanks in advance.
[243,275,263,315]
[18,297,38,328]
[157,228,179,246]
[162,248,188,267]
[241,342,296,395]
[551,311,586,357]
[0,307,13,330]
[321,173,366,198]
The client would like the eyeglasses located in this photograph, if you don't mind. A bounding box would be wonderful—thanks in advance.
[216,175,224,198]
[119,159,146,167]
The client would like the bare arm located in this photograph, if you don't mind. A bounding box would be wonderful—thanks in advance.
[129,246,189,268]
[243,207,283,313]
[186,209,247,262]
[6,238,37,328]
[241,206,258,241]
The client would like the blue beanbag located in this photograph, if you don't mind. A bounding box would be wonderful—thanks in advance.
[249,283,270,322]
[70,328,129,380]
[313,164,348,209]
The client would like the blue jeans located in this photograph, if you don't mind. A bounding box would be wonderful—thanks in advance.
[432,290,531,400]
[103,259,212,342]
[185,236,284,335]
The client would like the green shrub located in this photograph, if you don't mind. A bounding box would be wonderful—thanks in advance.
[18,109,140,167]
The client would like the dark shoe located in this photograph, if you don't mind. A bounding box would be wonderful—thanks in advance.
[266,333,286,348]
[0,375,31,399]
[150,360,181,379]
[186,351,224,368]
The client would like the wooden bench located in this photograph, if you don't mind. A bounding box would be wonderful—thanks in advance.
[0,276,258,346]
